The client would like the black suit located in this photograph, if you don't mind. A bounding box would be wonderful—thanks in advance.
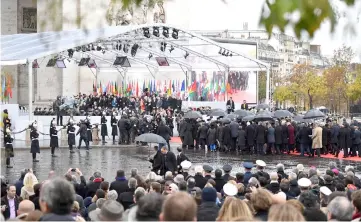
[226,100,235,114]
[1,196,19,219]
[176,152,189,172]
[160,151,177,175]
[110,179,129,196]
[241,103,249,110]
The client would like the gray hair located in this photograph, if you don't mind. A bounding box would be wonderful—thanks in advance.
[345,165,354,173]
[107,190,118,201]
[276,163,284,171]
[93,171,102,178]
[131,168,138,178]
[128,178,137,189]
[96,198,106,209]
[164,171,173,179]
[309,175,319,185]
[328,161,337,170]
[146,172,157,181]
[327,196,353,221]
[40,177,75,214]
[288,172,297,181]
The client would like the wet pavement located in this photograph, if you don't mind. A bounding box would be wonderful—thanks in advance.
[2,139,360,183]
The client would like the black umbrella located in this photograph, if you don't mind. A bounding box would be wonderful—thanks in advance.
[242,115,255,122]
[303,109,326,119]
[256,103,270,110]
[274,110,294,118]
[210,110,226,117]
[254,111,274,122]
[225,114,238,120]
[221,118,231,124]
[234,109,252,117]
[293,115,313,123]
[184,111,202,119]
[135,133,167,144]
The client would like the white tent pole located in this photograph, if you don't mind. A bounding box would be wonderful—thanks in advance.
[28,60,33,121]
[266,67,270,105]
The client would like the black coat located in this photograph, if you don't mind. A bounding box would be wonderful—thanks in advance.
[179,120,187,137]
[50,127,59,148]
[281,125,289,144]
[183,122,194,146]
[229,122,239,138]
[67,125,76,146]
[222,125,232,145]
[111,116,118,136]
[161,151,177,174]
[197,202,220,221]
[85,180,102,197]
[237,129,246,146]
[331,125,340,144]
[110,179,129,196]
[157,125,171,141]
[255,124,267,144]
[345,127,352,148]
[297,127,311,144]
[266,182,280,194]
[338,127,348,148]
[246,125,255,146]
[274,126,283,145]
[322,127,328,146]
[226,100,235,110]
[353,129,361,144]
[101,116,108,136]
[194,174,207,189]
[1,196,19,219]
[222,174,235,182]
[207,128,217,145]
[118,189,135,210]
[176,152,189,170]
[30,129,40,154]
[198,125,208,139]
[150,151,162,173]
[77,123,88,138]
[213,178,225,192]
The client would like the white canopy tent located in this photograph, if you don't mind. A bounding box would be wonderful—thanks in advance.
[0,24,270,120]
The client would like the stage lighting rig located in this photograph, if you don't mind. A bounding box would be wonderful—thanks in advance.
[184,51,189,59]
[123,44,129,53]
[143,28,150,38]
[219,48,223,55]
[75,46,81,52]
[163,27,169,38]
[148,53,153,60]
[89,43,95,51]
[222,49,227,56]
[67,49,74,58]
[131,44,139,57]
[169,45,174,53]
[172,29,179,39]
[153,27,160,37]
[160,42,167,52]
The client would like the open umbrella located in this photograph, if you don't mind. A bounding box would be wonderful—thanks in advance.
[135,133,167,144]
[293,115,313,123]
[256,103,270,110]
[303,109,325,119]
[234,109,252,117]
[225,114,238,120]
[242,115,255,122]
[254,111,274,122]
[210,110,226,117]
[274,110,294,118]
[221,118,231,124]
[184,111,202,119]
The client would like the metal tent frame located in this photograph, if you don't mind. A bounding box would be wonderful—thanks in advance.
[0,24,270,121]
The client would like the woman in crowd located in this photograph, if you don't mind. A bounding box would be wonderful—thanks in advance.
[20,171,38,200]
[216,196,254,221]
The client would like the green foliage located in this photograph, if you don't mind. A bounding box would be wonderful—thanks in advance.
[258,71,266,101]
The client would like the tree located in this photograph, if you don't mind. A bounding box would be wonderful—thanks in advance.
[258,71,266,102]
[273,85,293,105]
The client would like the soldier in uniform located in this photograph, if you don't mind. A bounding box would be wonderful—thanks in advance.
[111,112,118,145]
[4,125,14,168]
[100,112,108,145]
[49,122,59,157]
[85,116,92,143]
[67,120,76,153]
[129,116,139,144]
[77,120,89,151]
[118,115,130,144]
[30,121,40,162]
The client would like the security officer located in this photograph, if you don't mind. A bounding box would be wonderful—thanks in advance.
[100,111,108,145]
[255,160,270,181]
[85,116,92,142]
[67,120,76,153]
[118,115,129,144]
[222,165,235,182]
[110,112,118,145]
[49,122,59,157]
[4,125,14,168]
[30,121,40,162]
[203,165,214,181]
[243,162,254,187]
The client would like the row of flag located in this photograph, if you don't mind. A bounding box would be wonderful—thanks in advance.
[187,78,232,100]
[1,75,13,100]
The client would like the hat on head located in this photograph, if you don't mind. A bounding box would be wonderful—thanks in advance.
[174,174,184,184]
[223,164,232,172]
[332,168,339,175]
[297,164,304,172]
[201,187,217,202]
[176,147,183,152]
[323,175,333,185]
[320,186,332,196]
[223,183,238,196]
[298,178,311,188]
[89,200,124,221]
[181,160,192,170]
[203,165,213,173]
[243,162,254,169]
[256,160,266,167]
[195,165,203,174]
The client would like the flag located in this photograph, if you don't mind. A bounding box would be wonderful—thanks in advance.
[167,80,172,96]
[188,81,197,95]
[99,81,102,94]
[5,76,12,98]
[153,80,156,94]
[163,80,167,94]
[150,80,153,93]
[114,82,117,95]
[136,81,139,97]
[226,82,232,94]
[181,80,185,91]
[221,81,225,93]
[172,80,175,93]
[2,75,6,99]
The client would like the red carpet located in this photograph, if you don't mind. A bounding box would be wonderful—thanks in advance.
[171,137,361,162]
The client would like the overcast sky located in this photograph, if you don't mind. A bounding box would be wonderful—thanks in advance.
[167,0,361,62]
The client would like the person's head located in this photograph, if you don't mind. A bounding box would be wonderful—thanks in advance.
[17,200,35,215]
[230,97,232,101]
[100,181,109,192]
[236,173,244,182]
[215,169,222,178]
[164,171,173,181]
[71,201,80,213]
[201,187,217,202]
[268,203,305,221]
[303,208,327,221]
[93,171,102,179]
[130,168,138,178]
[146,172,157,181]
[128,178,137,189]
[89,200,124,221]
[23,173,38,189]
[298,191,319,208]
[159,192,197,221]
[280,179,290,193]
[286,199,304,214]
[276,163,284,172]
[243,100,246,104]
[150,182,162,193]
[351,190,361,214]
[327,196,353,221]
[160,146,168,154]
[178,181,187,191]
[136,193,164,221]
[116,170,125,178]
[250,188,273,212]
[107,190,118,201]
[95,189,106,199]
[217,197,253,221]
[6,184,16,199]
[39,177,75,215]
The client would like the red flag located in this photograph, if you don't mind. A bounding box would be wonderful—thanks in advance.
[226,82,232,94]
[136,81,139,97]
[6,78,12,98]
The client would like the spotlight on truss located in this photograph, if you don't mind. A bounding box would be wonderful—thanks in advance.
[96,45,102,51]
[160,42,167,52]
[148,53,153,60]
[169,45,174,53]
[67,49,74,58]
[184,51,189,59]
[162,27,169,38]
[75,46,81,52]
[143,28,150,38]
[131,44,139,57]
[123,44,129,53]
[153,27,160,37]
[219,48,223,55]
[172,29,179,39]
[222,49,227,56]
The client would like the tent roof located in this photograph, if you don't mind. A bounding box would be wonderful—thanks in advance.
[0,24,269,70]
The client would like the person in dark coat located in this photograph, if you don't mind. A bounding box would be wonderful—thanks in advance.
[197,187,219,221]
[213,169,225,192]
[296,123,311,156]
[330,122,340,155]
[85,116,92,142]
[246,122,255,154]
[222,165,235,182]
[67,120,76,153]
[1,185,19,220]
[255,122,267,155]
[156,121,172,149]
[226,97,235,114]
[352,125,361,157]
[267,123,275,154]
[100,112,108,145]
[118,115,130,144]
[229,121,239,151]
[216,122,224,150]
[176,147,189,173]
[110,170,128,196]
[182,119,194,149]
[243,162,254,187]
[149,146,162,174]
[222,123,232,153]
[237,126,246,153]
[274,122,283,154]
[86,171,103,197]
[345,124,352,157]
[322,123,329,154]
[4,125,14,168]
[287,122,295,153]
[160,146,177,175]
[30,122,40,162]
[194,166,207,189]
[281,121,289,153]
[77,120,89,151]
[197,122,208,150]
[49,122,59,157]
[337,124,348,158]
[110,112,118,145]
[178,119,186,143]
[207,123,217,152]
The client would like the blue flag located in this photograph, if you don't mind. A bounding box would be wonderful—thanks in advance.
[181,80,185,91]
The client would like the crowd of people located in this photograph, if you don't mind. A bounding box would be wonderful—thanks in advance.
[1,159,361,221]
